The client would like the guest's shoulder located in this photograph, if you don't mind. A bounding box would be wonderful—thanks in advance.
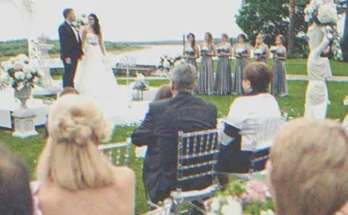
[112,167,135,185]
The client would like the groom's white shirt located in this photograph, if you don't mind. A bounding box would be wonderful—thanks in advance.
[66,21,80,42]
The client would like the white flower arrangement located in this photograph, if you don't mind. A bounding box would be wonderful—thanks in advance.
[282,16,290,23]
[296,31,308,40]
[157,55,182,71]
[6,60,42,91]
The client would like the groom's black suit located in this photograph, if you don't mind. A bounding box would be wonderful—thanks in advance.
[132,92,217,203]
[58,21,83,88]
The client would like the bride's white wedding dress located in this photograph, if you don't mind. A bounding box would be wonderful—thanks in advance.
[75,33,119,99]
[74,33,149,125]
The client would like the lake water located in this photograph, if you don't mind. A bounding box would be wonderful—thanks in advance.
[49,45,184,68]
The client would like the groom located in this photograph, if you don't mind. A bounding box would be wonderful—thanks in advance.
[58,8,83,88]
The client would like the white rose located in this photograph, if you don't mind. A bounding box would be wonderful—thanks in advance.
[163,61,170,68]
[14,71,25,80]
[14,63,24,71]
[33,77,40,84]
[23,65,32,74]
[26,73,32,79]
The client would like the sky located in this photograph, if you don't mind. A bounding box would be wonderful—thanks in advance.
[0,0,243,42]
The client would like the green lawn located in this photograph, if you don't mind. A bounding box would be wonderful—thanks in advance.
[196,58,348,76]
[1,79,347,214]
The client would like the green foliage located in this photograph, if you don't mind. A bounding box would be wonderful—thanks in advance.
[0,39,138,58]
[235,1,307,55]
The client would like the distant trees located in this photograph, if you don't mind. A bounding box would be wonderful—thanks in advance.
[235,0,345,59]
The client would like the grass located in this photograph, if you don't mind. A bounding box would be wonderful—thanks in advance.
[0,58,347,213]
[196,58,348,76]
[1,79,348,214]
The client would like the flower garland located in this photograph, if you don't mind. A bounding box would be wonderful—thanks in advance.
[4,56,42,91]
[304,0,343,61]
[205,179,275,215]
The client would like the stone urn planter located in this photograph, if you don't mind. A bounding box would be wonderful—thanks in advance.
[12,86,38,138]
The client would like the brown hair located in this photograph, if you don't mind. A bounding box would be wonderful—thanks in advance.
[270,118,348,215]
[154,85,173,101]
[222,33,228,40]
[205,32,213,45]
[243,62,273,93]
[276,34,285,45]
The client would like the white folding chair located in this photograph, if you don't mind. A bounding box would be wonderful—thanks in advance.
[98,138,131,166]
[170,129,221,215]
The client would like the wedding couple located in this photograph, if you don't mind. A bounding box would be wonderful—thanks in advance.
[58,8,118,100]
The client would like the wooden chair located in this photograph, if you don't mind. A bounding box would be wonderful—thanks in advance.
[98,138,131,166]
[170,129,221,215]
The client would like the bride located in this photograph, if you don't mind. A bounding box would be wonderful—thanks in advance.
[74,13,119,100]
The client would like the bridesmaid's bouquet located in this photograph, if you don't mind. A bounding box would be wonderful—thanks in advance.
[201,47,210,56]
[270,46,278,53]
[254,49,263,57]
[235,48,246,58]
[184,47,195,56]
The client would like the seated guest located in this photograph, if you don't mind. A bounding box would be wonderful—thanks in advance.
[132,62,217,204]
[267,119,348,215]
[0,145,33,215]
[218,63,281,185]
[34,95,135,215]
[154,85,173,101]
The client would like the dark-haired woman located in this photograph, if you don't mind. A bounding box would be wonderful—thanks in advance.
[271,35,288,97]
[232,34,249,95]
[183,33,199,71]
[74,13,120,100]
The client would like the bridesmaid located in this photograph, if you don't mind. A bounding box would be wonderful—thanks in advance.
[232,34,249,95]
[271,34,288,97]
[183,33,199,71]
[254,34,269,63]
[197,32,216,95]
[214,33,232,95]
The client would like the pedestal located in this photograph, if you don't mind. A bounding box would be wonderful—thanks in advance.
[12,108,38,138]
[132,89,144,101]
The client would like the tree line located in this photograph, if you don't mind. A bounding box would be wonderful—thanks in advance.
[236,0,348,61]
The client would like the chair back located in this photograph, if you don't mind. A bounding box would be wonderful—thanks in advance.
[144,199,172,215]
[239,117,286,173]
[98,138,131,166]
[176,129,220,185]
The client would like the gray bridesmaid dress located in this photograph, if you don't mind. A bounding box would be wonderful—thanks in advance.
[184,46,198,71]
[254,44,268,63]
[197,46,214,95]
[232,45,248,95]
[272,47,288,97]
[214,45,232,95]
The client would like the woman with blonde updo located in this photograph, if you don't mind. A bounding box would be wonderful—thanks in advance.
[33,95,135,215]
